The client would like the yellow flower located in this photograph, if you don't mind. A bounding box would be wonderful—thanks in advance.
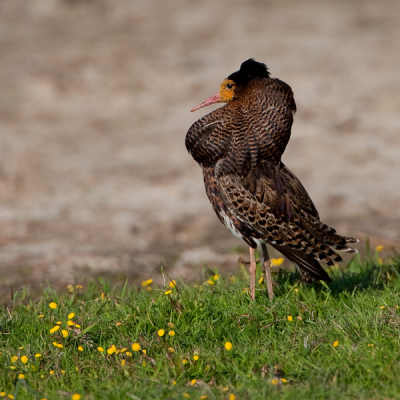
[75,284,82,289]
[258,276,264,284]
[35,354,42,358]
[121,360,125,366]
[75,324,81,328]
[172,380,176,386]
[333,340,339,348]
[38,314,45,318]
[120,348,127,353]
[200,396,208,400]
[68,312,75,319]
[141,279,153,287]
[207,279,214,285]
[62,370,65,374]
[368,343,374,347]
[62,330,68,338]
[50,325,60,333]
[294,288,299,293]
[71,395,81,400]
[56,321,62,325]
[158,329,165,337]
[213,274,219,280]
[271,378,279,385]
[169,280,177,288]
[182,359,188,365]
[132,343,140,352]
[281,378,287,383]
[0,393,5,397]
[67,284,74,293]
[78,346,83,352]
[67,321,74,326]
[50,370,55,375]
[225,342,233,351]
[18,374,25,379]
[9,366,16,370]
[142,361,146,367]
[53,342,63,348]
[11,356,18,363]
[7,396,14,399]
[164,290,172,295]
[101,292,106,299]
[271,258,284,267]
[183,393,189,398]
[18,346,24,349]
[287,316,293,322]
[229,394,236,400]
[142,349,147,354]
[107,345,117,355]
[168,330,175,337]
[375,245,384,252]
[194,355,199,361]
[168,347,175,354]
[49,302,57,309]
[98,347,104,352]
[190,379,197,386]
[21,355,28,364]
[380,306,385,309]
[126,352,132,357]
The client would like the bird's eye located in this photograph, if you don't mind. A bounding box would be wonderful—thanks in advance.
[226,83,233,89]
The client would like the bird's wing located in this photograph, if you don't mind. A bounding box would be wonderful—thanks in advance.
[217,161,356,280]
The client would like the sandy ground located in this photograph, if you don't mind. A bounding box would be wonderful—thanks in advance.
[1,0,400,300]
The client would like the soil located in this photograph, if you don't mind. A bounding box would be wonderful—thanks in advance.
[1,0,399,302]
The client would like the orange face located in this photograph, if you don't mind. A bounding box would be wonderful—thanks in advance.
[191,79,236,112]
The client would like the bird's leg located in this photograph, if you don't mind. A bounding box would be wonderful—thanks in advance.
[249,247,256,301]
[261,243,274,300]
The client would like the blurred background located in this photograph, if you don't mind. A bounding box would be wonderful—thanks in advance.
[1,0,399,298]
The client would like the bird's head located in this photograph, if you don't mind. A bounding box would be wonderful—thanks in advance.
[191,59,270,112]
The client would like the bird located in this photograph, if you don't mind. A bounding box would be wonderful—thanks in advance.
[186,59,358,300]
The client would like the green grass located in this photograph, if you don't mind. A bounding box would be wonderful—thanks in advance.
[1,250,400,400]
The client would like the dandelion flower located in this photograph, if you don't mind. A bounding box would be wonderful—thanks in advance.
[376,245,384,252]
[380,306,385,309]
[169,280,176,288]
[200,396,208,400]
[287,316,293,322]
[49,370,55,375]
[281,378,288,383]
[75,284,82,289]
[191,379,197,386]
[141,279,153,287]
[213,274,219,280]
[11,356,18,363]
[229,395,236,400]
[164,290,172,295]
[49,302,57,309]
[183,393,189,398]
[168,330,175,337]
[271,378,279,385]
[182,359,188,365]
[142,349,147,354]
[75,324,81,328]
[142,361,146,367]
[207,279,214,285]
[168,347,175,354]
[120,348,127,353]
[225,342,233,351]
[126,352,132,357]
[294,288,299,293]
[132,343,140,352]
[56,321,62,325]
[50,326,60,333]
[271,258,284,267]
[62,330,68,338]
[35,354,42,358]
[78,346,83,352]
[121,360,125,366]
[98,347,104,352]
[258,276,264,284]
[71,395,81,400]
[68,312,75,319]
[333,340,339,348]
[18,374,25,379]
[67,284,74,293]
[53,342,63,348]
[158,329,165,337]
[194,355,199,361]
[38,314,45,318]
[21,356,28,364]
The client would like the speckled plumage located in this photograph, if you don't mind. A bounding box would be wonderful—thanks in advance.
[186,59,358,283]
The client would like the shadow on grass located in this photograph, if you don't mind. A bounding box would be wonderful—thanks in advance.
[273,254,400,297]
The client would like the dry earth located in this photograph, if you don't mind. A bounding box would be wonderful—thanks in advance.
[1,0,399,300]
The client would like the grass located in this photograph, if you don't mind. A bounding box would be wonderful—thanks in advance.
[1,247,400,399]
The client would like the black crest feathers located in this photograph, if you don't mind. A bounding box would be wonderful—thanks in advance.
[228,58,270,86]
